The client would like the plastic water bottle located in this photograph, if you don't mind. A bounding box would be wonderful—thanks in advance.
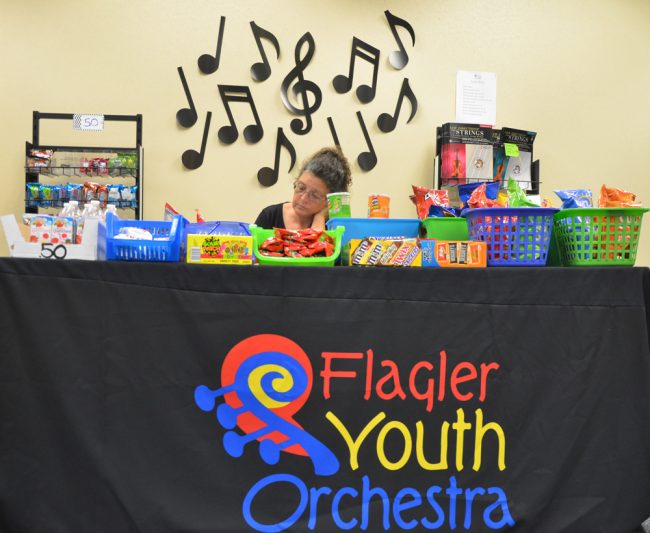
[77,201,101,244]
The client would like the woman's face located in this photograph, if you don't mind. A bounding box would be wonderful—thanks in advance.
[291,171,329,217]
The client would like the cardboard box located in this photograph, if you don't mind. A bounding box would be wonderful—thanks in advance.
[347,238,487,268]
[186,234,253,265]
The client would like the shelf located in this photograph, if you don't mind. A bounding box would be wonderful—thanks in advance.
[25,200,137,210]
[25,112,143,219]
[25,166,137,178]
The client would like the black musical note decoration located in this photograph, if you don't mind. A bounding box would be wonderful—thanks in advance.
[356,111,377,171]
[257,128,296,187]
[377,78,418,133]
[332,37,380,104]
[217,85,264,144]
[182,112,212,170]
[176,67,198,128]
[250,21,280,82]
[384,10,416,70]
[280,32,322,136]
[327,117,341,148]
[198,15,226,75]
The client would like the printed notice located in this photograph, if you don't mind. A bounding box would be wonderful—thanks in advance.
[455,71,497,126]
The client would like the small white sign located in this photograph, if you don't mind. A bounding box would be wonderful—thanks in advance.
[455,71,497,126]
[73,114,105,131]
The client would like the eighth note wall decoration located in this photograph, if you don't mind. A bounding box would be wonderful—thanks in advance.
[176,11,418,174]
[377,78,418,133]
[257,127,296,187]
[249,21,281,82]
[384,10,416,70]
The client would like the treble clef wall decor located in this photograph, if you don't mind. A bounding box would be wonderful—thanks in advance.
[280,32,322,136]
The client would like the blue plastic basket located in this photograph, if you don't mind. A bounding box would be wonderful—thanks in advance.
[326,218,420,247]
[464,207,559,266]
[101,212,184,262]
[184,221,251,237]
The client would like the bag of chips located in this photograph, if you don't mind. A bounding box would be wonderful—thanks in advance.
[554,189,592,209]
[507,178,538,207]
[412,185,450,219]
[598,185,641,208]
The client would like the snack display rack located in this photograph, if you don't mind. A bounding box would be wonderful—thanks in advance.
[25,112,143,219]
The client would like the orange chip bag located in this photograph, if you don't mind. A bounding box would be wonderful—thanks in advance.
[412,185,449,219]
[598,185,641,208]
[468,183,499,209]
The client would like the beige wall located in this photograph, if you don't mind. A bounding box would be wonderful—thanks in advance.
[2,0,650,264]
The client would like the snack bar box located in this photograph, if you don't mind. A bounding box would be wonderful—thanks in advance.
[346,238,487,268]
[186,234,253,265]
[184,221,253,265]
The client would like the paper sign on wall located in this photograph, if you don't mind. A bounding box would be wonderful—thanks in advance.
[455,71,497,126]
[73,114,105,131]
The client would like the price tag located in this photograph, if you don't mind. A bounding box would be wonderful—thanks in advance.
[73,114,104,132]
[504,143,520,158]
[41,243,68,259]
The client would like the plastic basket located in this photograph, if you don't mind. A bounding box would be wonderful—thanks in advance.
[250,225,344,266]
[421,217,470,241]
[464,207,559,266]
[553,207,648,266]
[326,218,420,247]
[183,220,251,237]
[101,212,184,262]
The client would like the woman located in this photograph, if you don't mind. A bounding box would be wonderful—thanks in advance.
[254,147,352,230]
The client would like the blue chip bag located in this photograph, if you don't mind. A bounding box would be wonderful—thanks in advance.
[428,205,462,218]
[554,189,592,209]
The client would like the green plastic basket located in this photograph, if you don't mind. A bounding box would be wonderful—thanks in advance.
[553,208,648,266]
[249,225,344,266]
[421,217,470,241]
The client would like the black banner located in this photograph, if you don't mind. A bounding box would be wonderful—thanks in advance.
[1,259,650,532]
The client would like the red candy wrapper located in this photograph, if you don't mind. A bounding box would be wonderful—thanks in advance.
[259,228,333,258]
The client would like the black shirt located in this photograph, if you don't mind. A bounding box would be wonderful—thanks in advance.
[254,202,287,229]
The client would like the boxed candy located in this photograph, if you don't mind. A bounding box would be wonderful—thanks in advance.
[346,238,487,268]
[186,235,253,264]
[185,220,253,265]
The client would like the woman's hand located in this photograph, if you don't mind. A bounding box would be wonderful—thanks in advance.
[311,205,328,230]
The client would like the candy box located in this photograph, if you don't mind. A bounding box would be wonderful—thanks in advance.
[29,215,53,243]
[346,238,487,268]
[419,239,487,268]
[347,238,423,267]
[186,234,253,265]
[50,216,75,245]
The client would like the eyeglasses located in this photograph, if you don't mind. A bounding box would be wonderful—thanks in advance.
[293,181,326,202]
